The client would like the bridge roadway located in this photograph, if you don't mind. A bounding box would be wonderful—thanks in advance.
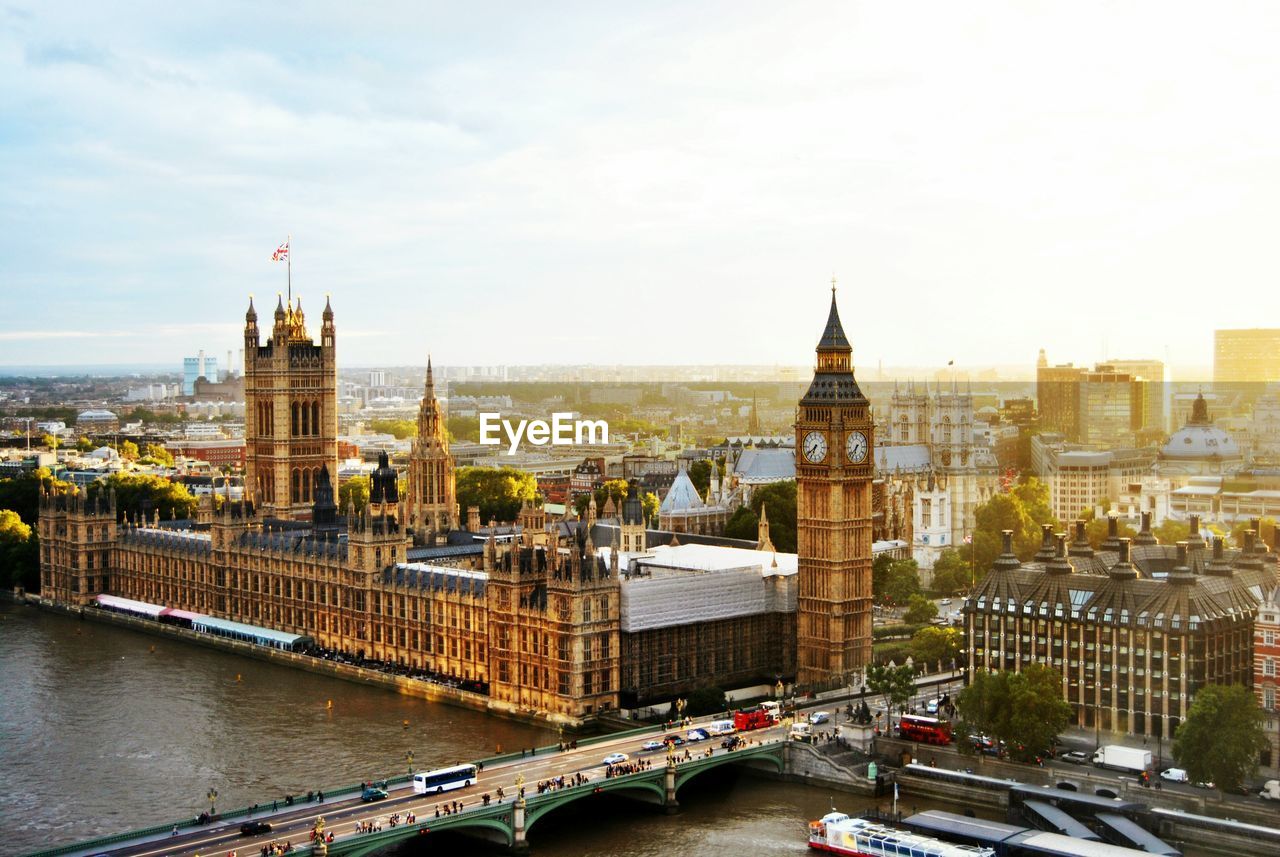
[47,673,963,857]
[82,718,792,857]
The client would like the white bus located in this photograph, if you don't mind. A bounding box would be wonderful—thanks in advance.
[413,763,478,794]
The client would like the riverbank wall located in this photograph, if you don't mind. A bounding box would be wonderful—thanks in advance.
[15,594,585,731]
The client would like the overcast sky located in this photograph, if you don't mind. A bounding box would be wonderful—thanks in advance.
[2,2,1277,373]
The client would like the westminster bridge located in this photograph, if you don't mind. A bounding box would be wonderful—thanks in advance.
[27,721,799,857]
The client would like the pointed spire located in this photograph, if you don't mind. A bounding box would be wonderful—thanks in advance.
[246,295,257,323]
[425,354,435,395]
[817,287,850,350]
[322,293,333,320]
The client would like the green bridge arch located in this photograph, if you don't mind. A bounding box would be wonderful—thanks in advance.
[303,740,786,855]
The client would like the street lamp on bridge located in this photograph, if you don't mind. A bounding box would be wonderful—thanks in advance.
[207,787,218,816]
[406,750,414,779]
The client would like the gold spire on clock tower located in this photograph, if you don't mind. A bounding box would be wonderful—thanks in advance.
[795,282,874,689]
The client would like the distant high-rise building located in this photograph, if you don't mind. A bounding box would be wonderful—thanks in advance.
[1077,368,1145,448]
[1099,359,1165,434]
[1215,329,1280,389]
[1036,355,1084,440]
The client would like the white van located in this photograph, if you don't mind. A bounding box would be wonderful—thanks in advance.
[707,719,736,736]
[789,722,814,742]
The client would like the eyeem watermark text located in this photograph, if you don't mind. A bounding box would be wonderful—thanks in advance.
[479,412,609,455]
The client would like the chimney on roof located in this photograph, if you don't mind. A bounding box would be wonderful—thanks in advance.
[1134,511,1157,546]
[1205,535,1234,577]
[1169,541,1195,584]
[991,529,1022,573]
[1046,534,1074,575]
[1100,514,1122,552]
[1069,519,1094,558]
[1034,523,1056,562]
[1109,538,1138,581]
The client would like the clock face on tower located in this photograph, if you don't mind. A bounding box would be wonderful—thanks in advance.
[802,431,828,463]
[845,430,868,464]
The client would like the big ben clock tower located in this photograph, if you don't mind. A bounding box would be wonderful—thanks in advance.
[795,283,874,689]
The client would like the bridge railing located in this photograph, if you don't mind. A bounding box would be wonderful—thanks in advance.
[22,721,717,857]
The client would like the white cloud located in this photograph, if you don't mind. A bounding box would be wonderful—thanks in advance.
[1,1,1278,370]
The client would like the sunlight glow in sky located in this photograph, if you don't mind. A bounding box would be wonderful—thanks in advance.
[2,2,1278,371]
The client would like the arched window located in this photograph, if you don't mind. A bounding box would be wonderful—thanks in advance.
[292,402,300,437]
[292,469,301,502]
[312,401,321,436]
[302,468,311,502]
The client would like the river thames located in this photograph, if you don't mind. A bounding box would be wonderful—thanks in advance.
[0,601,1211,856]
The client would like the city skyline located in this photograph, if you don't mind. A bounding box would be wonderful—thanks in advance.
[4,3,1280,369]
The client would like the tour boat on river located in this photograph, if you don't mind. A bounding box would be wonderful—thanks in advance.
[808,812,995,857]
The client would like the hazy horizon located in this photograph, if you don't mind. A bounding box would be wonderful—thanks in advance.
[4,2,1278,369]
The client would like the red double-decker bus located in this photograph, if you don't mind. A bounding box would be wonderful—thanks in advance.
[897,714,953,745]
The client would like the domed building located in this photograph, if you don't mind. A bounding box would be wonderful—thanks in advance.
[1159,392,1242,480]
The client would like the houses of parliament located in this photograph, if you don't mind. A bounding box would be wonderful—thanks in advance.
[36,293,879,723]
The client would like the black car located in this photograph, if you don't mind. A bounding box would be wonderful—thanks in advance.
[240,821,273,836]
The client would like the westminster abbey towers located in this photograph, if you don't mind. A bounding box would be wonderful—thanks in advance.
[795,289,875,688]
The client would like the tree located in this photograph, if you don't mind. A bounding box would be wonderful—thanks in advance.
[689,460,713,499]
[1006,664,1073,761]
[446,415,480,443]
[1173,684,1266,792]
[1231,516,1276,548]
[1153,519,1189,546]
[120,440,140,461]
[0,468,69,526]
[91,472,197,521]
[969,477,1058,578]
[910,626,962,670]
[903,593,937,624]
[957,666,1071,760]
[882,559,922,606]
[339,475,370,513]
[0,509,38,590]
[684,686,729,717]
[749,481,797,553]
[641,491,659,527]
[40,433,56,449]
[75,436,95,453]
[929,549,970,595]
[724,505,759,542]
[1085,515,1138,549]
[142,444,174,467]
[872,553,894,602]
[370,418,417,439]
[866,663,916,720]
[456,466,538,524]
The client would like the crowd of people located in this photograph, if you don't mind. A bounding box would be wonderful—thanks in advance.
[605,759,652,777]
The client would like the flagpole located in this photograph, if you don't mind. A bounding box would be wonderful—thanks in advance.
[287,233,292,306]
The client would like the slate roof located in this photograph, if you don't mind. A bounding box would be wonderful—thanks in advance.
[733,448,795,483]
[660,468,706,513]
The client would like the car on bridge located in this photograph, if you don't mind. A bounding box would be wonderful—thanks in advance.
[361,786,389,802]
[809,711,831,725]
[662,734,686,747]
[686,728,709,742]
[240,821,273,836]
[640,740,664,751]
[1058,750,1089,765]
[603,752,629,765]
